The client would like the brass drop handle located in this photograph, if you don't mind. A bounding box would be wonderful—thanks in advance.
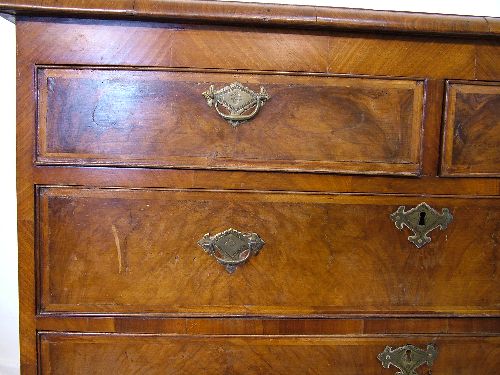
[198,228,265,273]
[202,82,270,127]
[214,97,264,124]
[390,202,453,248]
[378,344,438,375]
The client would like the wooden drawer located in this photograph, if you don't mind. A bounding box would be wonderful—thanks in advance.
[39,333,500,375]
[36,67,424,176]
[441,81,500,177]
[38,187,499,316]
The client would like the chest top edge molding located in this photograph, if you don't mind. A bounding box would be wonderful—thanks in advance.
[0,0,499,37]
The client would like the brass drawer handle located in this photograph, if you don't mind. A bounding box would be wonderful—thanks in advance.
[202,82,270,127]
[378,344,438,375]
[198,228,265,273]
[390,202,453,248]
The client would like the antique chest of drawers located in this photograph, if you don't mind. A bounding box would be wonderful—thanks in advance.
[1,0,499,374]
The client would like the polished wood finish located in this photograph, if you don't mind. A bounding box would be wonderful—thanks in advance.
[39,333,500,375]
[441,81,500,176]
[38,187,499,316]
[35,316,500,335]
[32,166,500,196]
[17,18,498,80]
[7,1,500,373]
[37,68,423,175]
[1,0,499,37]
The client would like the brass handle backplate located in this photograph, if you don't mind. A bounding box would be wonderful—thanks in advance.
[378,344,438,375]
[202,82,270,127]
[198,228,265,273]
[390,202,453,248]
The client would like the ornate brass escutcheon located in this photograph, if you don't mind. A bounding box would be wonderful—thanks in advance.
[198,228,265,273]
[390,202,453,248]
[377,344,438,375]
[202,82,270,126]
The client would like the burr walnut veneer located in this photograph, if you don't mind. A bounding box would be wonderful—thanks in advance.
[1,1,499,374]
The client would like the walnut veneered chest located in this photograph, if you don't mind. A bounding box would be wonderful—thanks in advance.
[1,1,499,374]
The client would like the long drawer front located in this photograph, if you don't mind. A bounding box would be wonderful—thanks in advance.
[36,67,424,175]
[37,187,499,316]
[39,333,499,375]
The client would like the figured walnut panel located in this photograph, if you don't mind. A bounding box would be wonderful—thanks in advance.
[327,34,476,79]
[17,18,483,80]
[37,68,424,175]
[476,44,500,80]
[18,20,329,72]
[441,81,500,176]
[38,187,500,316]
[39,333,500,375]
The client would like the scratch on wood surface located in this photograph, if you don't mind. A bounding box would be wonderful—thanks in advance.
[111,224,123,274]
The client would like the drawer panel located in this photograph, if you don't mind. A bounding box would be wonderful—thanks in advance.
[441,81,500,176]
[37,67,424,175]
[38,187,499,316]
[39,333,499,375]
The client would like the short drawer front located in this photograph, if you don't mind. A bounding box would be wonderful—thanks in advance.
[441,81,500,176]
[37,67,424,175]
[39,333,499,375]
[37,187,499,316]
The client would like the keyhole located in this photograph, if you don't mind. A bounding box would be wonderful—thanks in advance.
[405,350,412,363]
[418,212,426,226]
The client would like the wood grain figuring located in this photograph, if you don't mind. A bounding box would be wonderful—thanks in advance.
[38,187,500,316]
[1,0,500,37]
[32,166,500,196]
[476,43,500,80]
[441,81,500,176]
[18,19,329,73]
[39,333,500,375]
[16,24,38,373]
[12,7,500,374]
[327,34,477,79]
[37,67,423,175]
[34,316,500,335]
[15,18,493,80]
